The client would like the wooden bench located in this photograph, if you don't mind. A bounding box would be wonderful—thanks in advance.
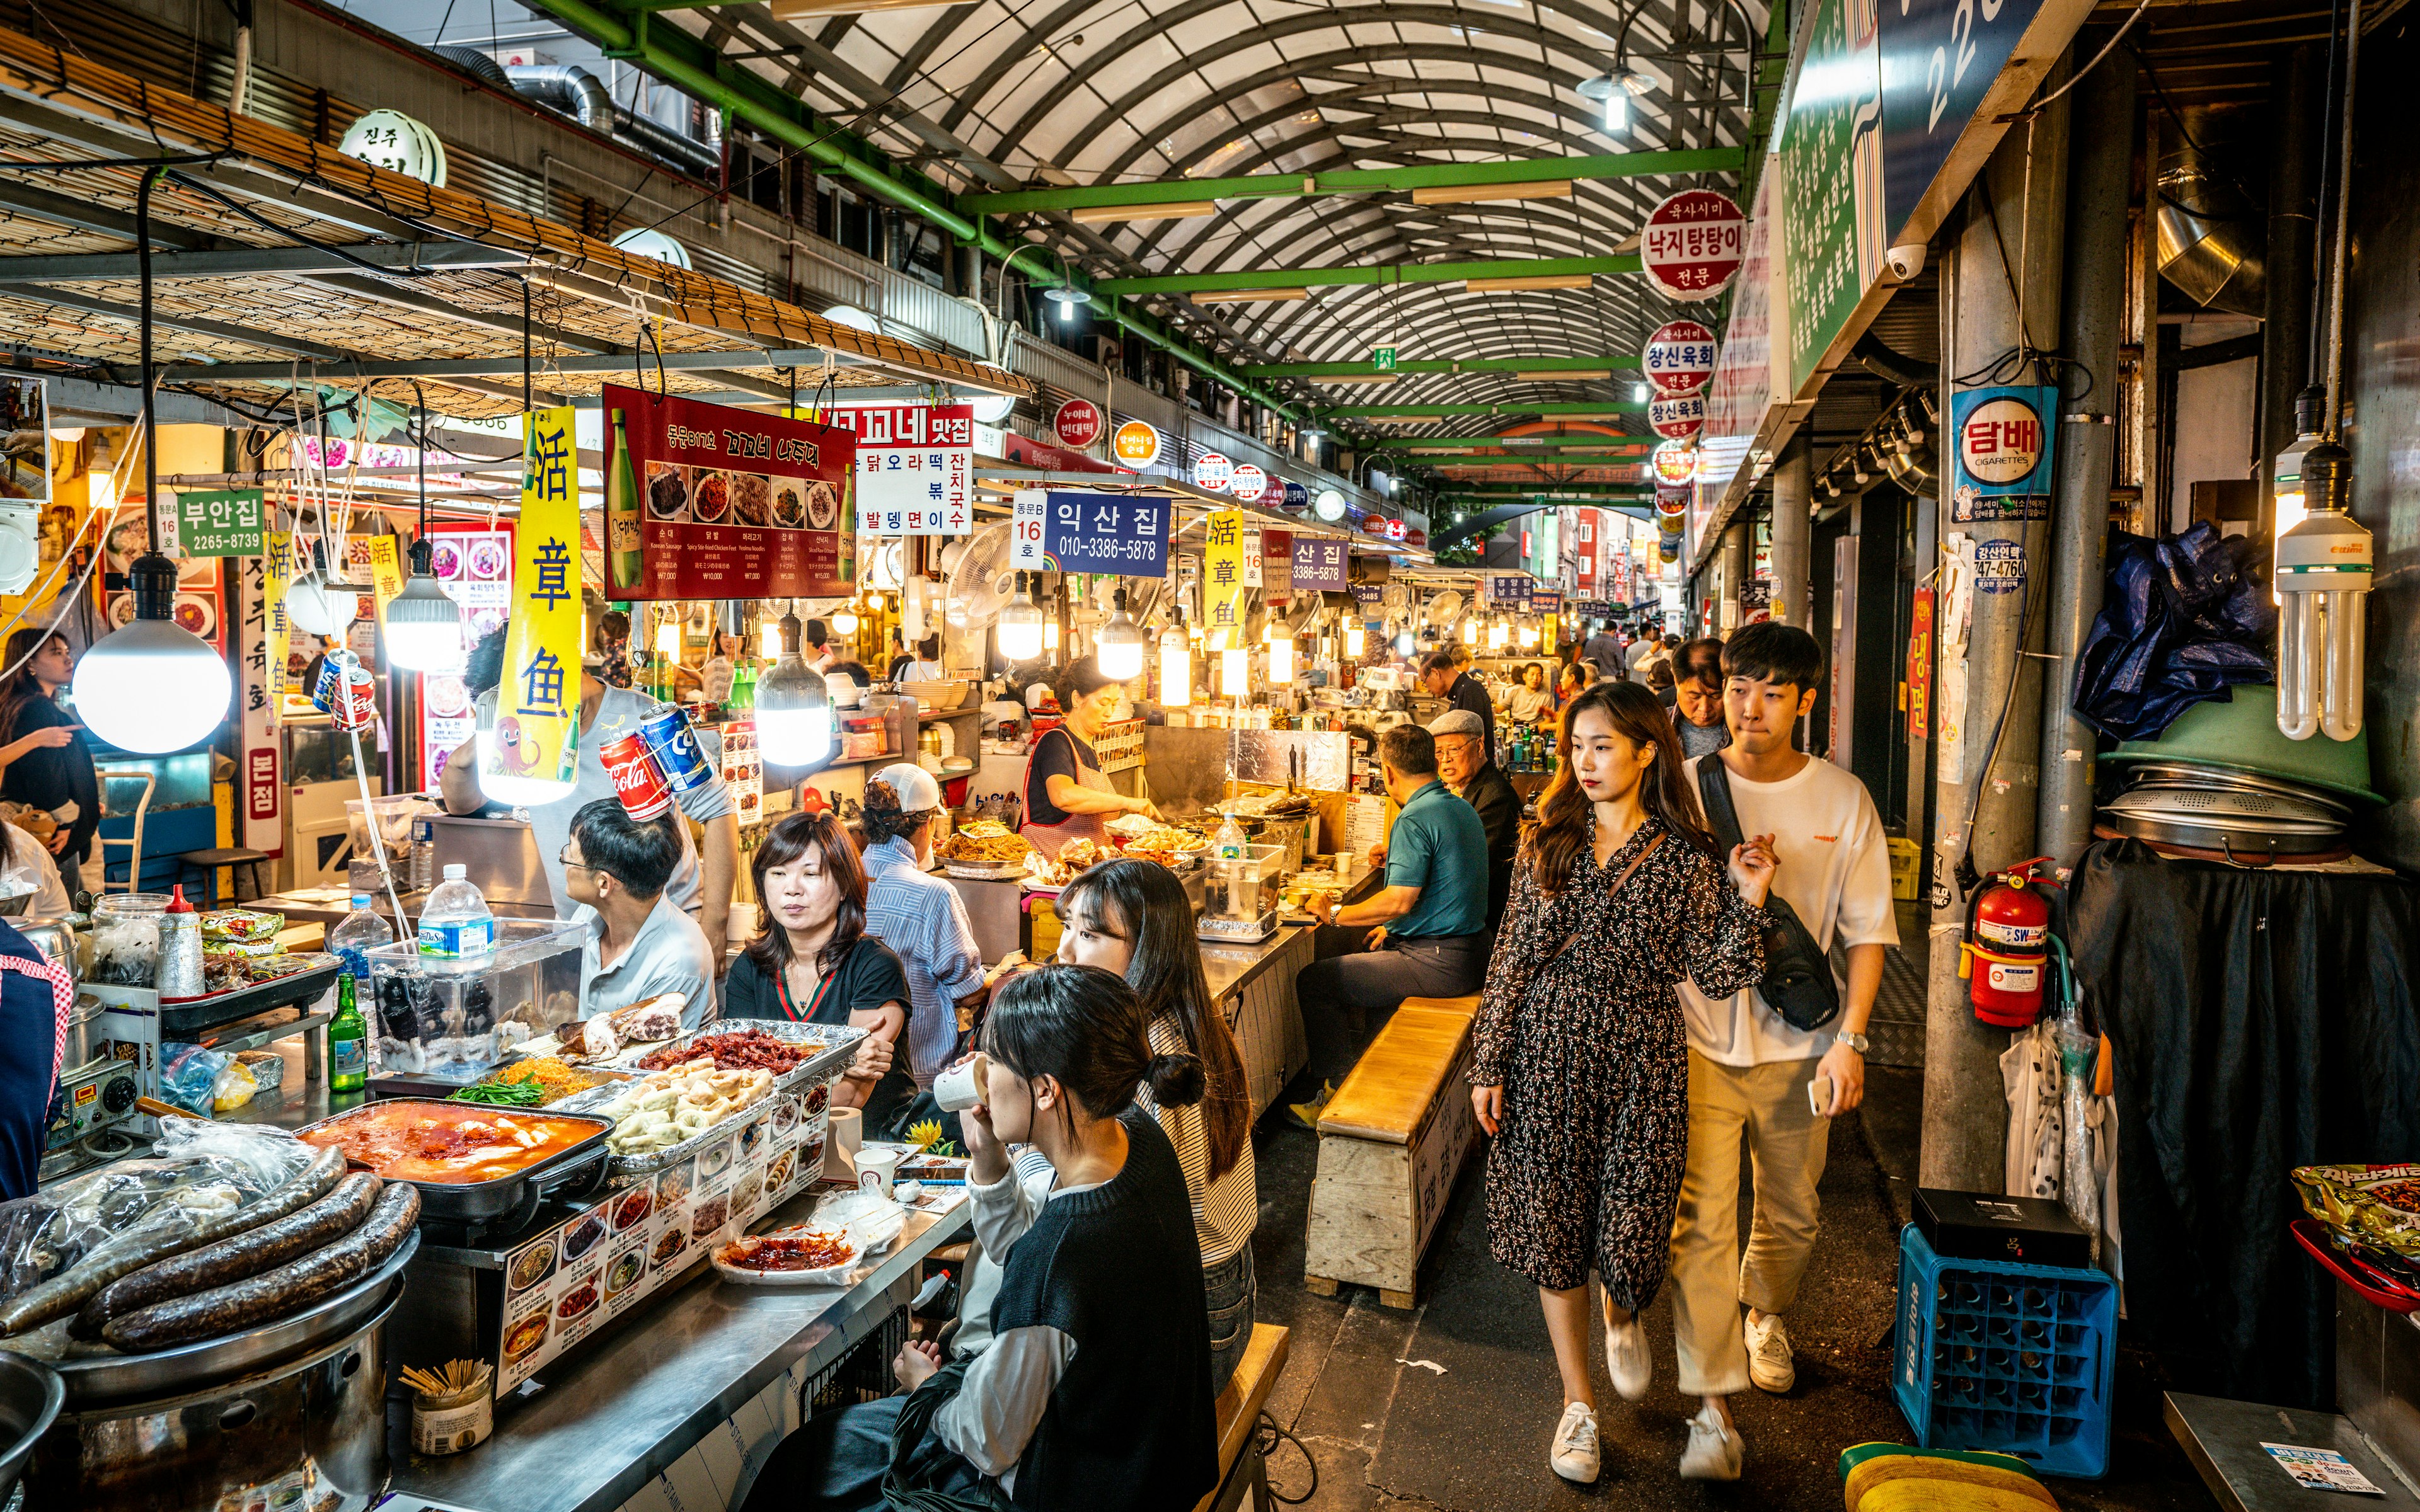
[1303,995,1482,1309]
[1192,1322,1291,1512]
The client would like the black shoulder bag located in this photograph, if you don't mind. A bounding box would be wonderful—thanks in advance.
[1695,759,1841,1032]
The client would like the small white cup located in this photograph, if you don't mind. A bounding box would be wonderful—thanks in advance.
[855,1145,902,1200]
[933,1054,991,1114]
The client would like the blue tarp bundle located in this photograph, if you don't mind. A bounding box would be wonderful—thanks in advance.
[2072,522,2276,743]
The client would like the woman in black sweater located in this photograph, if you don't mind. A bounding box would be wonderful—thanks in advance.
[740,964,1217,1512]
[721,810,909,1132]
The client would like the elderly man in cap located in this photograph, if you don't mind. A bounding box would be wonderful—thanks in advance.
[1427,708,1521,937]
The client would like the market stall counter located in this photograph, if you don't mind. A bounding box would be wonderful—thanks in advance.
[230,1062,969,1512]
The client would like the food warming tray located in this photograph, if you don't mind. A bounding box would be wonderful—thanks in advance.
[294,1100,613,1225]
[50,1228,417,1407]
[159,956,344,1036]
[551,1019,864,1180]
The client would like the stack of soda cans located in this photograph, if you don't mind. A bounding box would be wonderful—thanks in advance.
[601,706,715,822]
[310,649,379,733]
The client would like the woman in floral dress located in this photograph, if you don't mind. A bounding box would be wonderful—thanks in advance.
[1469,679,1775,1486]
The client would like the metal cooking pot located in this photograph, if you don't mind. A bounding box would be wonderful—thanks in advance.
[58,995,107,1072]
[0,1351,62,1504]
[25,1288,398,1511]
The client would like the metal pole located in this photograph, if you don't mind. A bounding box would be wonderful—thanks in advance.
[2262,46,2326,514]
[2036,52,2135,866]
[1770,433,1813,628]
[1921,72,2071,1194]
[1719,520,1749,633]
[2323,0,2363,435]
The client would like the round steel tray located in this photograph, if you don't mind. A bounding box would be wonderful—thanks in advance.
[2104,788,2346,827]
[2106,810,2351,856]
[2121,760,2354,815]
[50,1228,418,1407]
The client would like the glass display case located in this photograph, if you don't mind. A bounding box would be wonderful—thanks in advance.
[1199,844,1284,943]
[367,917,585,1087]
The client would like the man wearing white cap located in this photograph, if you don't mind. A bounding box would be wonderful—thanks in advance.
[861,764,1021,1098]
[1424,709,1522,937]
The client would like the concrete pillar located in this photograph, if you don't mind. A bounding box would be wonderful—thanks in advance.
[1921,67,2071,1194]
[1719,520,1750,633]
[1770,433,1814,628]
[2036,54,2135,866]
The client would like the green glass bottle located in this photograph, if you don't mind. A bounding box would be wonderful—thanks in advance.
[330,973,368,1092]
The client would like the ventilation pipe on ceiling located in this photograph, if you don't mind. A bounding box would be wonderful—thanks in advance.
[2155,114,2267,317]
[475,59,725,181]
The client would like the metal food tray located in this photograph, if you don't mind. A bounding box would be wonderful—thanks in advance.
[159,955,344,1036]
[294,1100,614,1225]
[50,1228,417,1407]
[552,1019,865,1180]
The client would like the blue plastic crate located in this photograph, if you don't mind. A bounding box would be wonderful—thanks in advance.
[1892,1222,2117,1479]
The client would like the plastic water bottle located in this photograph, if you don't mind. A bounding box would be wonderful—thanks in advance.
[417,864,496,968]
[328,892,394,985]
[1214,813,1247,862]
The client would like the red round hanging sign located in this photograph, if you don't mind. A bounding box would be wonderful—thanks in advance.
[1642,319,1719,396]
[1052,398,1103,450]
[1640,190,1746,303]
[1651,439,1700,487]
[1649,392,1706,441]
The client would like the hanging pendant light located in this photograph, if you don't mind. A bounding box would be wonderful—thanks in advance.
[74,169,231,755]
[1265,621,1295,684]
[1220,647,1250,697]
[384,391,465,672]
[831,598,860,636]
[756,609,835,767]
[1160,623,1193,708]
[997,570,1046,662]
[1343,620,1366,658]
[1095,587,1148,680]
[285,537,357,636]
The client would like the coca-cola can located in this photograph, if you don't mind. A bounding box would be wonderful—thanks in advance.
[334,662,376,732]
[601,731,672,820]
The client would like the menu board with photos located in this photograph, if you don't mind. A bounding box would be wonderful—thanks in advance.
[603,384,857,600]
[719,720,763,829]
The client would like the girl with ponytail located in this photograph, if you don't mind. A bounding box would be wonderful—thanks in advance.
[742,964,1218,1512]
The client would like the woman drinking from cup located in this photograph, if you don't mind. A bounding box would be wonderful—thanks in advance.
[1056,859,1259,1389]
[722,810,911,1133]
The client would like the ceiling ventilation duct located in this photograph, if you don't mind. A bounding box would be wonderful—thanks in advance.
[2155,115,2266,317]
[434,50,725,182]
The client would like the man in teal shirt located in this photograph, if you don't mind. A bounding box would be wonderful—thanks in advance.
[1291,725,1492,1116]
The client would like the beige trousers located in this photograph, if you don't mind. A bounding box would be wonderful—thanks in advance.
[1668,1050,1831,1397]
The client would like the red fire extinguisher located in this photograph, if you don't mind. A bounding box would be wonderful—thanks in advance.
[1959,856,2060,1028]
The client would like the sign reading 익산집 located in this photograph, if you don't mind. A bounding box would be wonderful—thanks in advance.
[1292,536,1347,592]
[1010,491,1168,576]
[604,384,856,599]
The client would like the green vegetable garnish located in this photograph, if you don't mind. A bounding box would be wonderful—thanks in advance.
[449,1080,546,1106]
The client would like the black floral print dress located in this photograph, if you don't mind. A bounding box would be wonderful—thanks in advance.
[1469,815,1766,1305]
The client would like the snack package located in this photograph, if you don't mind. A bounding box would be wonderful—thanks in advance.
[199,909,285,942]
[2295,1164,2420,1257]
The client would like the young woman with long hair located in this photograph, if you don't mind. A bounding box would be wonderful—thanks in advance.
[1056,858,1260,1390]
[741,965,1218,1512]
[721,809,911,1130]
[1467,679,1777,1486]
[0,629,93,895]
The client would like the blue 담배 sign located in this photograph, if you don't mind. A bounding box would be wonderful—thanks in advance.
[1949,385,2058,523]
[1039,491,1168,575]
[1292,536,1348,592]
[1877,0,2055,244]
[1974,537,2027,595]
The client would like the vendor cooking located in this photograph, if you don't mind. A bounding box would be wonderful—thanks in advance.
[1021,655,1161,860]
[561,798,719,1031]
[442,624,740,959]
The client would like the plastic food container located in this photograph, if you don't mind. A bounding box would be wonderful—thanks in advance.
[84,893,168,987]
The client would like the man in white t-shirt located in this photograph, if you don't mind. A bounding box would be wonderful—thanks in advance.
[1625,630,1662,684]
[1666,622,1897,1480]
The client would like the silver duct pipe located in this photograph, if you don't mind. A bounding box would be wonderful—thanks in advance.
[502,64,724,181]
[2156,114,2267,316]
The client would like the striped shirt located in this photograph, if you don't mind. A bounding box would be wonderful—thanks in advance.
[861,835,987,1089]
[1136,1011,1257,1266]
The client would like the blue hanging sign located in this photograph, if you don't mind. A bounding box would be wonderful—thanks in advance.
[1035,491,1168,575]
[1291,536,1348,592]
[1948,385,2057,523]
[1486,573,1534,607]
[1282,480,1309,512]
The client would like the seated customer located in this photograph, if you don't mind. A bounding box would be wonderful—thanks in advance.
[1426,709,1519,937]
[739,965,1218,1512]
[563,799,719,1029]
[861,765,1020,1097]
[722,810,909,1131]
[1291,724,1490,1120]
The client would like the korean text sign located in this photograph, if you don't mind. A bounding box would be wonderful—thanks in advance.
[604,384,856,599]
[830,403,975,536]
[1949,385,2057,522]
[171,489,264,557]
[1202,510,1258,646]
[485,406,582,794]
[1292,537,1348,592]
[1008,491,1167,575]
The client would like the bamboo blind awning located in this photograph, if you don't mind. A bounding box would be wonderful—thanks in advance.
[0,22,1032,418]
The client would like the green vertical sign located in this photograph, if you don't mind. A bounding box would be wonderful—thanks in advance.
[1779,0,1885,396]
[173,488,266,556]
[1371,346,1398,371]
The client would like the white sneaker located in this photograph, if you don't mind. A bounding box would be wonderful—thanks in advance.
[1678,1403,1744,1480]
[1548,1400,1601,1484]
[1744,1310,1795,1393]
[1603,1315,1651,1400]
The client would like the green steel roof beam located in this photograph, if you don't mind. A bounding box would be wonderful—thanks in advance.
[962,149,1747,215]
[1323,403,1649,418]
[1090,255,1641,298]
[1261,355,1641,378]
[1412,455,1647,469]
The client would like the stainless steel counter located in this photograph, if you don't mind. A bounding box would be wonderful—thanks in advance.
[391,1200,967,1512]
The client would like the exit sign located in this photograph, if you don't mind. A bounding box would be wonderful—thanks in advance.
[1372,346,1398,371]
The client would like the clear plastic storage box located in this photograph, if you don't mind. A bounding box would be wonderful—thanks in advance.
[367,917,586,1084]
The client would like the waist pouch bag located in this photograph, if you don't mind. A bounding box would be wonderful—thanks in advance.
[1695,759,1841,1032]
[885,1354,1015,1512]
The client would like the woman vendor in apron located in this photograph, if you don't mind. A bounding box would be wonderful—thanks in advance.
[1021,655,1161,859]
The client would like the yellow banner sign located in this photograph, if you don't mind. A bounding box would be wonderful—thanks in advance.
[483,408,582,795]
[263,530,292,723]
[1203,510,1248,650]
[367,534,405,625]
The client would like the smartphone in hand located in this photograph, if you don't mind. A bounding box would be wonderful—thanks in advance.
[1807,1074,1835,1117]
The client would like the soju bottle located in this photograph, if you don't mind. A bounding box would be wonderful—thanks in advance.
[330,973,369,1092]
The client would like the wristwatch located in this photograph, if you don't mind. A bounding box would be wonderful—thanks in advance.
[1835,1030,1870,1055]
